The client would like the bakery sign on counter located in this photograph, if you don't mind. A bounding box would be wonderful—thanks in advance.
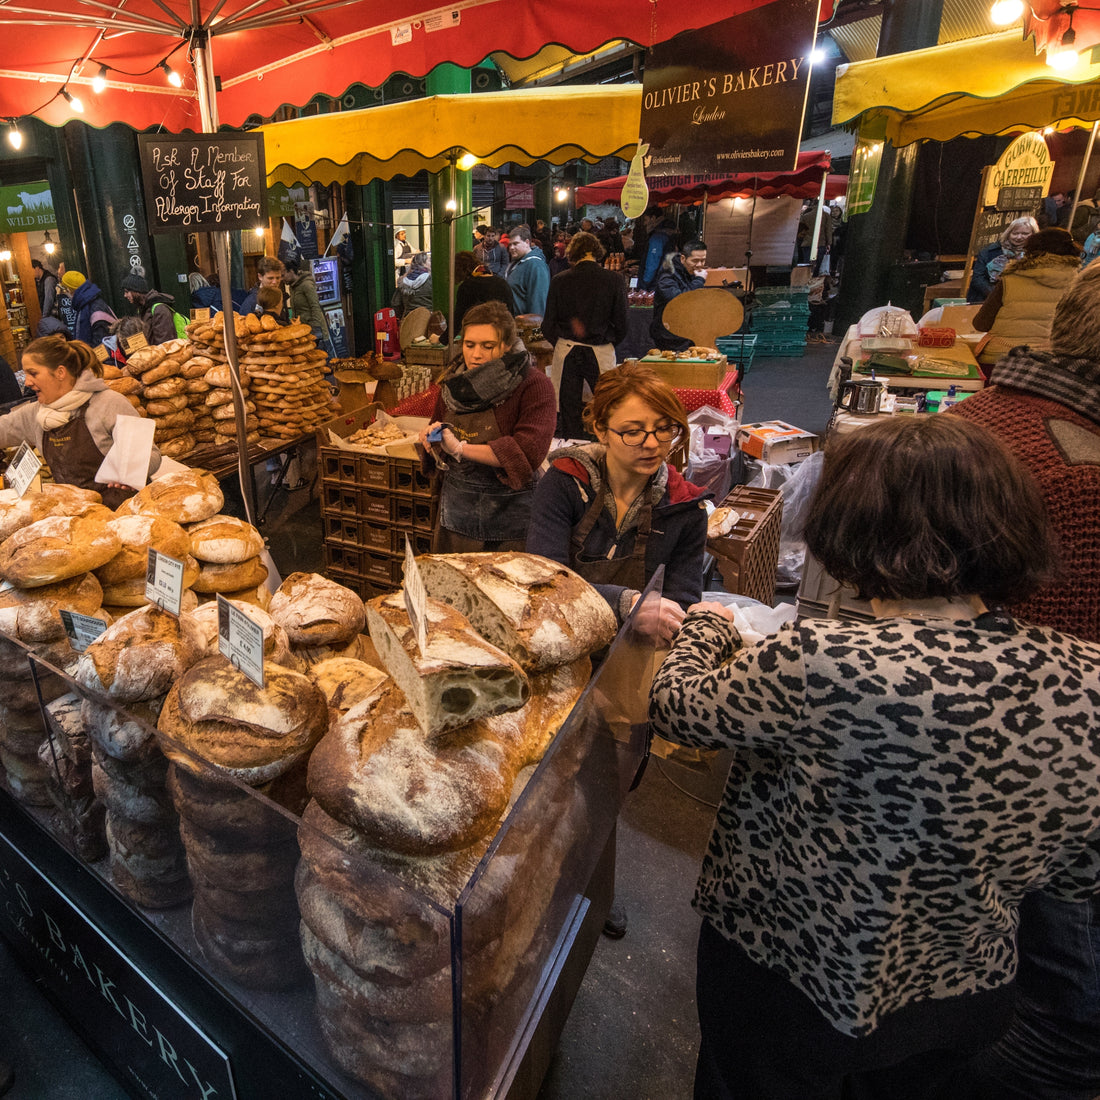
[639,0,821,178]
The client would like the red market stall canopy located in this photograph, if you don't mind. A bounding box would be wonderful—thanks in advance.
[831,30,1100,146]
[259,86,643,186]
[0,0,836,133]
[576,151,841,206]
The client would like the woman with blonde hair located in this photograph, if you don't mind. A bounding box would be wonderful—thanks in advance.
[967,215,1039,303]
[0,335,160,507]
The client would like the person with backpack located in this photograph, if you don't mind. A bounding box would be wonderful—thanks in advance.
[62,271,118,348]
[121,273,184,344]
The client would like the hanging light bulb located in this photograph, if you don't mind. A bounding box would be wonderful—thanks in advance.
[0,250,11,263]
[556,187,570,203]
[990,0,1025,25]
[160,61,183,88]
[457,153,478,171]
[6,120,22,150]
[92,65,109,94]
[1047,47,1080,69]
[445,198,457,211]
[254,225,265,238]
[43,231,55,255]
[60,88,84,114]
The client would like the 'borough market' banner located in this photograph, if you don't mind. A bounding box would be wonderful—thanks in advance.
[640,0,821,178]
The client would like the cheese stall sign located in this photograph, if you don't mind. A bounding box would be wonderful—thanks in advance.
[983,132,1054,207]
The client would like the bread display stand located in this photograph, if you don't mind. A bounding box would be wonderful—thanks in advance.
[0,579,660,1099]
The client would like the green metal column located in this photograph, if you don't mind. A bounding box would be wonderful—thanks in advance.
[348,180,392,357]
[426,63,473,317]
[833,0,944,333]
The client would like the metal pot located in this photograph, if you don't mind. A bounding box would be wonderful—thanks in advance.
[838,378,884,416]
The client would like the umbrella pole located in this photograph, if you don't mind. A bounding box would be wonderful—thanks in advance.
[1069,119,1099,239]
[448,153,456,352]
[808,171,828,267]
[193,23,257,526]
[701,194,708,240]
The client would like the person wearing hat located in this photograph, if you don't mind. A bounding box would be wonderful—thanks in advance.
[121,273,179,345]
[394,228,413,279]
[61,270,117,348]
[31,258,59,320]
[950,263,1100,1100]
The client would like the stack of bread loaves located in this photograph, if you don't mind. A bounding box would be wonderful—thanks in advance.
[74,605,205,907]
[268,572,368,670]
[157,655,327,988]
[297,552,617,1097]
[185,314,259,450]
[123,339,199,461]
[101,360,144,411]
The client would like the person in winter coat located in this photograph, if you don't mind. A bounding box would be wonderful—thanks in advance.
[453,251,515,327]
[391,253,434,318]
[121,273,179,346]
[62,271,117,348]
[240,257,285,318]
[973,227,1081,367]
[0,335,160,508]
[418,301,556,553]
[650,239,707,351]
[284,257,330,346]
[527,362,708,645]
[32,260,59,320]
[505,226,550,316]
[639,213,677,290]
[967,216,1039,303]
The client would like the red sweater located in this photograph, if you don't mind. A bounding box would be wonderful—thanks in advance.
[953,386,1100,642]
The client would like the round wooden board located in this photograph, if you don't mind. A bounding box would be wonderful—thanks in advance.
[662,288,744,349]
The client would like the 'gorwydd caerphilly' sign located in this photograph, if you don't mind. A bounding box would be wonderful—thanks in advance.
[983,131,1054,207]
[640,0,821,178]
[138,133,268,234]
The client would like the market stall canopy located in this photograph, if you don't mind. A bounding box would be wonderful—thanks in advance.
[0,0,835,133]
[831,30,1100,146]
[575,151,841,206]
[260,86,642,186]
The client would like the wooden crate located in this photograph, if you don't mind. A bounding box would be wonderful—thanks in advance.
[707,486,783,605]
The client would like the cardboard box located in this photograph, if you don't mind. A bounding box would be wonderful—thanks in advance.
[736,420,819,464]
[638,355,729,389]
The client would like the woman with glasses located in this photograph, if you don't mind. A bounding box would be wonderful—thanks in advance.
[527,362,709,645]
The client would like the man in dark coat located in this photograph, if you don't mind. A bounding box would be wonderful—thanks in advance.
[121,273,179,345]
[650,239,707,351]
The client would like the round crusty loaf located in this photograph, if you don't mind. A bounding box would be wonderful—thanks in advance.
[269,572,365,646]
[96,514,192,585]
[191,555,268,594]
[309,657,390,716]
[415,552,618,671]
[118,469,223,524]
[0,572,104,643]
[0,507,121,588]
[187,515,264,564]
[0,483,104,543]
[184,600,292,667]
[157,655,327,784]
[75,604,204,703]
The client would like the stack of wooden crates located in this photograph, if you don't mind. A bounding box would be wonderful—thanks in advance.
[706,486,783,604]
[318,407,438,600]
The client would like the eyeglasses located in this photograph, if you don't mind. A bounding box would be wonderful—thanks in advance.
[606,424,680,447]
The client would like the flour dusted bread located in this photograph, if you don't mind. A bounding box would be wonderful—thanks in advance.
[157,655,327,784]
[75,604,204,703]
[416,552,618,670]
[0,483,103,543]
[183,599,292,667]
[309,657,390,716]
[187,515,264,564]
[269,572,365,646]
[119,468,223,523]
[366,592,528,736]
[96,514,192,585]
[0,507,121,587]
[0,572,103,643]
[192,555,268,594]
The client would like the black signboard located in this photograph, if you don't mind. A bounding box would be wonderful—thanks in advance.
[640,0,820,178]
[968,208,1031,255]
[997,186,1042,212]
[138,133,268,234]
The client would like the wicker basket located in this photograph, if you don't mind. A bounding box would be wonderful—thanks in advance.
[707,486,783,605]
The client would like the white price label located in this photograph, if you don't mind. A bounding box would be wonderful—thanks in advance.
[145,548,185,617]
[60,610,109,652]
[216,595,265,688]
[403,536,428,656]
[5,441,42,498]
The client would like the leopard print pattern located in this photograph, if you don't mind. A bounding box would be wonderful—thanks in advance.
[649,610,1100,1037]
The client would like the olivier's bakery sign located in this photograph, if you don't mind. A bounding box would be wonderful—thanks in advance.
[640,0,821,177]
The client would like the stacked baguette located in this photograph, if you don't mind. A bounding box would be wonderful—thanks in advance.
[121,339,200,461]
[185,315,259,450]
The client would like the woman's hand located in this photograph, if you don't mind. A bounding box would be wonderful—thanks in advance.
[439,427,464,460]
[689,600,738,623]
[630,595,687,646]
[418,421,442,450]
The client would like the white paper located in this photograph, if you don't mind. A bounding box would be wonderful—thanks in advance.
[96,415,156,490]
[151,456,191,480]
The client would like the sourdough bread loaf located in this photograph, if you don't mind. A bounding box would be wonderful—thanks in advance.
[183,599,292,667]
[187,515,265,563]
[365,592,529,736]
[0,508,121,587]
[0,572,104,642]
[0,483,104,543]
[309,657,390,716]
[191,555,267,594]
[96,514,192,585]
[415,552,617,670]
[118,468,223,523]
[269,572,365,646]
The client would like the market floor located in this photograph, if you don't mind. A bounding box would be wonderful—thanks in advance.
[0,342,838,1099]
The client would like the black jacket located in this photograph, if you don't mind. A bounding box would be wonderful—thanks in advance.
[650,256,704,350]
[542,260,628,347]
[455,273,515,326]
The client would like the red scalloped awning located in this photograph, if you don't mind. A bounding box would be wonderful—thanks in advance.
[0,0,835,132]
[576,150,841,205]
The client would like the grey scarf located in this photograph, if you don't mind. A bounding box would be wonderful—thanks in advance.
[441,348,529,414]
[990,347,1100,425]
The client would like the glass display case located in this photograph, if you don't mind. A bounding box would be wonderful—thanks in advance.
[0,580,661,1099]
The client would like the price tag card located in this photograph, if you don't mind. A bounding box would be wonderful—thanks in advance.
[191,308,210,322]
[60,610,109,652]
[216,595,265,688]
[5,441,42,498]
[93,344,109,363]
[124,332,149,354]
[145,548,185,617]
[403,536,428,656]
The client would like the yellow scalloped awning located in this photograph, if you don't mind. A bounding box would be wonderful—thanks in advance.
[832,30,1100,146]
[260,85,643,186]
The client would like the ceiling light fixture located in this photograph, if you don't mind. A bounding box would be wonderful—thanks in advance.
[92,65,109,94]
[161,61,183,88]
[43,231,55,254]
[60,88,84,114]
[6,120,22,150]
[457,153,478,170]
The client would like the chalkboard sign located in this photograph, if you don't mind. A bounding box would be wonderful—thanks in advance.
[137,133,268,234]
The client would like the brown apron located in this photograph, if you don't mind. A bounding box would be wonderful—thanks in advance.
[436,405,536,545]
[42,405,134,510]
[569,481,652,590]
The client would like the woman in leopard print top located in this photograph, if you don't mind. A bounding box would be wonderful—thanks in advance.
[650,415,1100,1100]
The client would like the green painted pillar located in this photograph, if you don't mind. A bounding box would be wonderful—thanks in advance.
[348,180,392,356]
[426,63,473,319]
